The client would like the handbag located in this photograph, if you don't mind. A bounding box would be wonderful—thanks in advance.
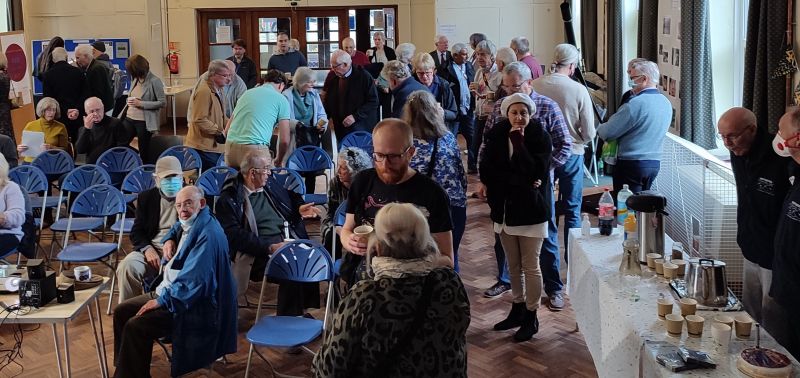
[425,137,440,177]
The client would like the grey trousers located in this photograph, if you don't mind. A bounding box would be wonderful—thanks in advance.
[116,250,160,303]
[742,259,790,345]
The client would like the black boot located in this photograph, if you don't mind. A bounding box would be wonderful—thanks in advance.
[513,309,539,342]
[494,302,526,330]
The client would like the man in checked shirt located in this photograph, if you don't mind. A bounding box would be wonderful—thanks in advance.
[477,61,573,311]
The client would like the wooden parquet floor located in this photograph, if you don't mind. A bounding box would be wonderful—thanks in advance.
[0,149,598,378]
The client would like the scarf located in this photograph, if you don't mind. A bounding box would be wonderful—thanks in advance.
[291,88,314,127]
[371,255,437,279]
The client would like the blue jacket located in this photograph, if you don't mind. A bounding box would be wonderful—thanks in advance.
[159,207,237,377]
[596,88,671,161]
[391,77,428,118]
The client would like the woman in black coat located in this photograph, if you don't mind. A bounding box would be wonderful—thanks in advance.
[479,93,552,343]
[365,31,396,64]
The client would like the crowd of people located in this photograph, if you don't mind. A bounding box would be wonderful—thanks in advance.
[1,30,798,377]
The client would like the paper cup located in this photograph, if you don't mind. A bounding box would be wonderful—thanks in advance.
[663,263,679,279]
[672,259,686,276]
[74,266,92,282]
[711,323,731,351]
[714,315,734,329]
[353,225,374,244]
[646,253,661,269]
[654,259,665,275]
[657,298,674,319]
[685,314,704,337]
[734,314,753,339]
[665,314,684,336]
[679,298,697,316]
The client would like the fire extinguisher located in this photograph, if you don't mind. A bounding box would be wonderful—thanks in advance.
[167,50,180,75]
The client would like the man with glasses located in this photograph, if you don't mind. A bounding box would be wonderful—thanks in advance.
[478,62,572,311]
[322,50,379,142]
[267,32,308,76]
[186,59,230,171]
[225,69,291,170]
[215,150,321,315]
[113,186,237,378]
[339,119,454,286]
[717,107,791,342]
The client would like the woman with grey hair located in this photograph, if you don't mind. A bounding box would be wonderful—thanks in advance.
[470,40,503,167]
[480,93,552,342]
[395,43,416,66]
[17,97,70,162]
[321,147,372,257]
[0,153,25,258]
[282,66,328,148]
[411,53,458,132]
[382,60,428,118]
[313,202,470,377]
[366,31,397,64]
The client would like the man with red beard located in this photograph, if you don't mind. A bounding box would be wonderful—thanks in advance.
[339,118,454,286]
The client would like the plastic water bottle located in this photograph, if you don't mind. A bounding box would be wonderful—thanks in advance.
[623,212,638,241]
[581,213,591,237]
[598,188,615,236]
[617,184,634,225]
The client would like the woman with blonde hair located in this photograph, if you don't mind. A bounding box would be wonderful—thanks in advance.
[17,97,70,162]
[0,153,25,257]
[313,202,470,377]
[403,90,466,271]
[411,52,458,132]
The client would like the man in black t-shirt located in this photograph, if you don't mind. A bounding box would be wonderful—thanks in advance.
[341,119,453,282]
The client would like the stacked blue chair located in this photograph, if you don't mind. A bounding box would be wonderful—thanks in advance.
[269,168,306,196]
[159,146,203,177]
[31,149,74,211]
[197,166,238,210]
[97,147,143,187]
[49,165,112,258]
[57,184,127,310]
[340,131,374,156]
[244,240,334,377]
[9,165,49,230]
[111,164,157,234]
[216,153,226,168]
[286,146,332,206]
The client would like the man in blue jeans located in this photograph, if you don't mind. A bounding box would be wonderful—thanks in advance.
[479,62,572,310]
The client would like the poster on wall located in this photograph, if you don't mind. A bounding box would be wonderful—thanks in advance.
[0,32,32,106]
[657,1,681,135]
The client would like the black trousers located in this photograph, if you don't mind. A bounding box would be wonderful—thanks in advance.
[113,292,172,378]
[0,234,20,257]
[123,119,153,164]
[470,117,488,171]
[454,111,476,170]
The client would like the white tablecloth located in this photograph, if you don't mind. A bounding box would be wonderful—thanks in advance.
[567,228,800,378]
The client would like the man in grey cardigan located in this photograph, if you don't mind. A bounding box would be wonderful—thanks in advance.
[188,60,246,119]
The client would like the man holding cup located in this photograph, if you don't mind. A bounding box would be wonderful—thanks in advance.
[215,150,321,315]
[340,119,454,286]
[114,156,183,304]
[113,186,237,378]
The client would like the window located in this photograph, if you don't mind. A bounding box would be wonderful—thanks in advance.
[306,16,339,68]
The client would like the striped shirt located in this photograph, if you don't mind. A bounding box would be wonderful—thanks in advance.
[479,90,572,170]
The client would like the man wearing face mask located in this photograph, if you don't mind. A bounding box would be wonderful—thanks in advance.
[215,150,321,315]
[113,186,237,378]
[596,59,671,194]
[717,107,791,341]
[770,109,800,359]
[115,156,183,304]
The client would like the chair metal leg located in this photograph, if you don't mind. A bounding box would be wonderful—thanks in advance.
[244,344,255,378]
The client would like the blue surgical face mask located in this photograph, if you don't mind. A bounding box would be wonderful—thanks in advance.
[628,78,637,88]
[179,211,198,228]
[160,177,183,198]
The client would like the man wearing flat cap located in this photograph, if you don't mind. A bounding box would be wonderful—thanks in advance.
[114,156,183,304]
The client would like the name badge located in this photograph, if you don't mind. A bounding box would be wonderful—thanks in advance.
[755,177,775,196]
[787,201,800,223]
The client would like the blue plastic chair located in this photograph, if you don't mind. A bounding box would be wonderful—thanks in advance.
[287,146,332,206]
[216,153,226,167]
[9,165,50,230]
[159,146,202,175]
[57,184,126,310]
[244,239,334,377]
[269,168,306,196]
[32,149,75,184]
[197,166,238,211]
[97,147,143,187]
[340,131,374,156]
[110,165,157,236]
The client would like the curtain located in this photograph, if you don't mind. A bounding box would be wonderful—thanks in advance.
[605,0,625,117]
[678,0,716,148]
[743,0,789,134]
[637,0,658,62]
[580,0,598,72]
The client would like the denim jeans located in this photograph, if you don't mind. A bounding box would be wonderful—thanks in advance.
[196,150,222,173]
[451,205,467,272]
[540,181,564,295]
[555,154,584,258]
[613,159,660,194]
[494,232,510,284]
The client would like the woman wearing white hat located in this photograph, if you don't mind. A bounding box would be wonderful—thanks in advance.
[479,93,553,342]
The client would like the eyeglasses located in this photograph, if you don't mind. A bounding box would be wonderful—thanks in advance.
[215,72,232,79]
[372,146,411,163]
[416,70,435,77]
[332,62,347,69]
[718,127,753,142]
[249,167,271,175]
[629,75,643,82]
[502,82,525,92]
[174,200,196,210]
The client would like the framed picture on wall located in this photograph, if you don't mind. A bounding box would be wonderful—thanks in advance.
[677,22,682,40]
[669,78,676,97]
[663,51,669,63]
[663,17,671,35]
[672,48,681,67]
[659,44,663,56]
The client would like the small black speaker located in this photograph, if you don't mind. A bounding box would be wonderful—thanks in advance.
[24,259,46,279]
[57,283,75,304]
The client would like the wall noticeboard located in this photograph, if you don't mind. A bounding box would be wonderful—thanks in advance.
[31,38,132,96]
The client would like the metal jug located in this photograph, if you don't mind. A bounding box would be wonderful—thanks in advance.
[626,191,668,263]
[685,258,729,307]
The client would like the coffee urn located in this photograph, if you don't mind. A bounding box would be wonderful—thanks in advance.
[625,191,668,263]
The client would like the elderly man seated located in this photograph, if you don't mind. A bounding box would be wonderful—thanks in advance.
[215,149,321,316]
[113,186,237,378]
[115,156,183,304]
[75,96,130,164]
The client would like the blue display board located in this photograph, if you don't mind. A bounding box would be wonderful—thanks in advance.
[31,38,131,95]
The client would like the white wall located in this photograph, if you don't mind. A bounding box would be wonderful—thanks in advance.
[435,0,564,67]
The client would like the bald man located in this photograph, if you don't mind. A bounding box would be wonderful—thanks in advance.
[322,49,379,142]
[342,37,369,67]
[339,119,453,285]
[75,97,130,163]
[770,110,800,358]
[718,107,792,339]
